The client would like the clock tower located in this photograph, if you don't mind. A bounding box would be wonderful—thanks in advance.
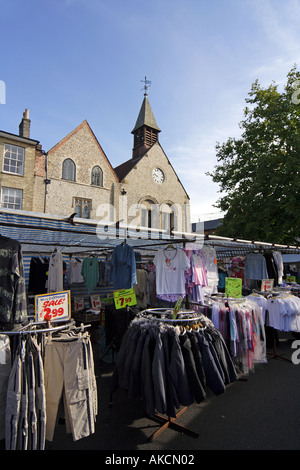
[114,78,191,235]
[131,80,161,160]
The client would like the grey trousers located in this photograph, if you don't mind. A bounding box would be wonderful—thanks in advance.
[5,337,46,450]
[44,333,97,442]
[0,335,11,441]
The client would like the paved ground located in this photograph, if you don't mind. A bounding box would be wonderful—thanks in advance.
[44,332,300,455]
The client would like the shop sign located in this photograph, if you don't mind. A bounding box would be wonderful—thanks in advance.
[35,290,71,322]
[261,279,274,291]
[225,277,242,298]
[113,288,137,310]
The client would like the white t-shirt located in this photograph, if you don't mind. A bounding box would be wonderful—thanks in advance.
[67,258,84,284]
[153,248,190,296]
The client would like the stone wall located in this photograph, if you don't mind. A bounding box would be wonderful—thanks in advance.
[45,121,120,219]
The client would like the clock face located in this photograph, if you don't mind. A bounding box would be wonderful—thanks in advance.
[152,168,165,184]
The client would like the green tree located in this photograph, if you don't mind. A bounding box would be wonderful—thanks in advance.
[208,66,300,245]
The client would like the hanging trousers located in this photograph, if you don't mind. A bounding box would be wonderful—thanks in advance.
[5,344,22,450]
[0,335,11,441]
[5,337,46,450]
[44,333,97,442]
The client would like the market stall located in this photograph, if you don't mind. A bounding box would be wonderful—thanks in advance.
[1,207,300,447]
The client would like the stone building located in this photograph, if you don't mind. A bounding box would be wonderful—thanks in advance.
[0,93,191,235]
[45,120,119,220]
[0,109,44,212]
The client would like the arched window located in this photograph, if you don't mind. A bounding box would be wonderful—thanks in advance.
[161,203,176,234]
[91,166,103,186]
[140,199,159,230]
[62,158,76,181]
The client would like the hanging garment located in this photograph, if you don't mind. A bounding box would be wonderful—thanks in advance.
[133,269,148,309]
[207,297,267,375]
[44,332,97,442]
[0,335,11,441]
[28,257,49,295]
[245,253,268,281]
[67,257,84,284]
[273,251,284,284]
[263,252,279,286]
[250,293,300,332]
[48,250,64,293]
[5,336,46,450]
[179,332,206,403]
[81,257,100,294]
[111,315,237,418]
[146,271,156,306]
[201,246,219,295]
[184,249,208,303]
[228,256,245,286]
[110,243,137,289]
[0,235,27,326]
[153,247,190,300]
[218,269,228,290]
[5,346,22,450]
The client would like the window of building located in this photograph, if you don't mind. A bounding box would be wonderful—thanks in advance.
[1,187,23,210]
[91,166,103,186]
[62,158,76,181]
[74,197,91,219]
[161,205,175,233]
[3,144,25,175]
[140,199,159,231]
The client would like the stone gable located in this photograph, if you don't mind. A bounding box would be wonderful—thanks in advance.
[45,121,119,218]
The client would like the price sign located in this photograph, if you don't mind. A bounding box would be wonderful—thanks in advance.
[261,279,274,292]
[90,295,101,309]
[286,276,296,283]
[74,296,84,312]
[35,290,71,322]
[225,277,242,298]
[113,288,137,310]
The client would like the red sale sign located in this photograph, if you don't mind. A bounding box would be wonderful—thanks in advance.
[35,290,71,322]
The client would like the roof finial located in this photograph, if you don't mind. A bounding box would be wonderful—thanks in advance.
[141,76,151,96]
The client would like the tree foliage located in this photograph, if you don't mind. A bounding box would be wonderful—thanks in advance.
[208,66,300,244]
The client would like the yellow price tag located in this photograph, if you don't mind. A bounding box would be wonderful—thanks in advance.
[225,278,242,298]
[286,276,296,283]
[113,288,137,309]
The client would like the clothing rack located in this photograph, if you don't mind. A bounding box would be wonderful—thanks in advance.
[129,308,211,441]
[205,294,246,305]
[140,307,206,324]
[250,290,294,363]
[1,319,90,336]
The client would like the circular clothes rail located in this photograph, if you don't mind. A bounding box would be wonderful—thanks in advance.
[140,307,206,323]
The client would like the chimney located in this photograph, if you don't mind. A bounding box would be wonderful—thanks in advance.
[19,109,31,138]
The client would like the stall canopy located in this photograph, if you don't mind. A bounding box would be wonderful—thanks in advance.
[0,207,300,257]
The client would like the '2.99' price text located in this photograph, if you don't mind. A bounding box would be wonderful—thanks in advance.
[41,298,65,319]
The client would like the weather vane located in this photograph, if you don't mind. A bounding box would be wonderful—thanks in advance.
[141,76,151,95]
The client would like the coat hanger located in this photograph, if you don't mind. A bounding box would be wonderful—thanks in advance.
[164,243,176,250]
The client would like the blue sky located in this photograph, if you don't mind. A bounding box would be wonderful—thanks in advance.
[1,0,300,223]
